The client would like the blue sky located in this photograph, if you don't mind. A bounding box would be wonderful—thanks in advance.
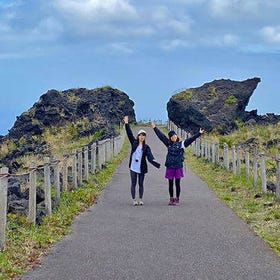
[1,0,280,135]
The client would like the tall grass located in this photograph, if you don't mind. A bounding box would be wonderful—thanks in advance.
[186,121,280,255]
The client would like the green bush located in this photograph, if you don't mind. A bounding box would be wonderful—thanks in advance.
[225,95,238,105]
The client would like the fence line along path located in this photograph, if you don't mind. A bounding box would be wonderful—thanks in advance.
[21,126,280,280]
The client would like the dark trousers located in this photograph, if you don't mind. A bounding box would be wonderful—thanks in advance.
[168,178,181,198]
[130,170,145,199]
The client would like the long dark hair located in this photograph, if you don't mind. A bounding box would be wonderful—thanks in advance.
[136,135,146,149]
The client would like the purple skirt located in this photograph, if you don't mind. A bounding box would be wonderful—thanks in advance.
[165,167,184,179]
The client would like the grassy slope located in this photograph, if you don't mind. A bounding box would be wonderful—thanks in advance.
[185,122,280,256]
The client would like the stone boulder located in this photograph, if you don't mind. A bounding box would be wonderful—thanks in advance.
[1,86,135,170]
[167,77,262,133]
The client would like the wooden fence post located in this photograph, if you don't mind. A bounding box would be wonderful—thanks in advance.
[77,148,83,186]
[211,142,216,163]
[28,162,37,225]
[91,143,96,174]
[44,157,52,215]
[72,150,78,189]
[194,139,200,157]
[245,149,250,181]
[203,140,207,160]
[98,140,106,169]
[105,139,110,163]
[53,155,60,206]
[252,153,258,188]
[0,167,8,251]
[205,141,209,160]
[207,141,211,161]
[200,141,205,158]
[204,141,208,160]
[110,137,113,159]
[215,142,219,164]
[260,153,267,193]
[84,146,89,181]
[223,143,229,170]
[236,146,241,176]
[105,139,109,163]
[97,141,102,170]
[62,152,68,191]
[198,138,202,157]
[232,145,237,174]
[276,155,280,201]
[113,136,119,157]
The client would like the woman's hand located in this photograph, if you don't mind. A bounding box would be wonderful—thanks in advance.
[123,116,128,124]
[199,128,205,134]
[151,122,156,128]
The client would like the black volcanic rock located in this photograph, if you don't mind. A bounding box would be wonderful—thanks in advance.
[9,86,135,139]
[1,86,135,169]
[167,77,262,133]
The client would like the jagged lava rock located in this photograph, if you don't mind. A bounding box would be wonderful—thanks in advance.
[167,77,261,133]
[8,86,135,139]
[1,86,135,169]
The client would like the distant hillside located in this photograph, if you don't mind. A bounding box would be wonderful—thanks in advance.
[0,86,135,170]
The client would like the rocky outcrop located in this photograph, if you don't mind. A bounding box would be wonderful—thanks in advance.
[167,77,280,133]
[243,110,280,126]
[2,86,135,223]
[1,86,135,169]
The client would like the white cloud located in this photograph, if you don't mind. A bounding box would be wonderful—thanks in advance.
[172,0,206,3]
[200,33,239,47]
[168,17,191,34]
[1,0,280,58]
[261,26,280,43]
[0,22,12,33]
[209,0,260,17]
[0,0,24,9]
[107,42,134,54]
[50,0,142,40]
[129,26,154,36]
[152,6,192,34]
[29,17,64,41]
[160,39,193,51]
[53,0,137,21]
[223,34,239,45]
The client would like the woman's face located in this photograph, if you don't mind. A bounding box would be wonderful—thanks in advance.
[171,134,178,142]
[138,133,146,142]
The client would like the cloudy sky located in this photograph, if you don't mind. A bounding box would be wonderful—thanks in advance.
[1,0,280,135]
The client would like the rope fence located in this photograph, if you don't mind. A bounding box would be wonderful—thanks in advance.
[168,120,280,201]
[0,128,126,251]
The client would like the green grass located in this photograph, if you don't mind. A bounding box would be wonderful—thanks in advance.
[186,149,280,255]
[0,140,129,280]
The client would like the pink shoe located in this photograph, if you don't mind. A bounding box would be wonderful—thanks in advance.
[174,198,179,204]
[168,198,176,206]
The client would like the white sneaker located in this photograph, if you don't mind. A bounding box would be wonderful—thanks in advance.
[133,199,138,206]
[138,200,144,206]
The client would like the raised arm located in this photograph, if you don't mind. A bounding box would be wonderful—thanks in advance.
[151,122,169,147]
[183,128,205,148]
[124,116,135,145]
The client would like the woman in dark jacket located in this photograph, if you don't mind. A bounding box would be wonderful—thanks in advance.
[124,116,160,206]
[152,122,204,205]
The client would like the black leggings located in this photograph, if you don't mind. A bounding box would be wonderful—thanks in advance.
[168,178,181,198]
[130,170,145,199]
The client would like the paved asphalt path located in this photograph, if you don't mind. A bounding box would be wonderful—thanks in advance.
[21,127,280,280]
